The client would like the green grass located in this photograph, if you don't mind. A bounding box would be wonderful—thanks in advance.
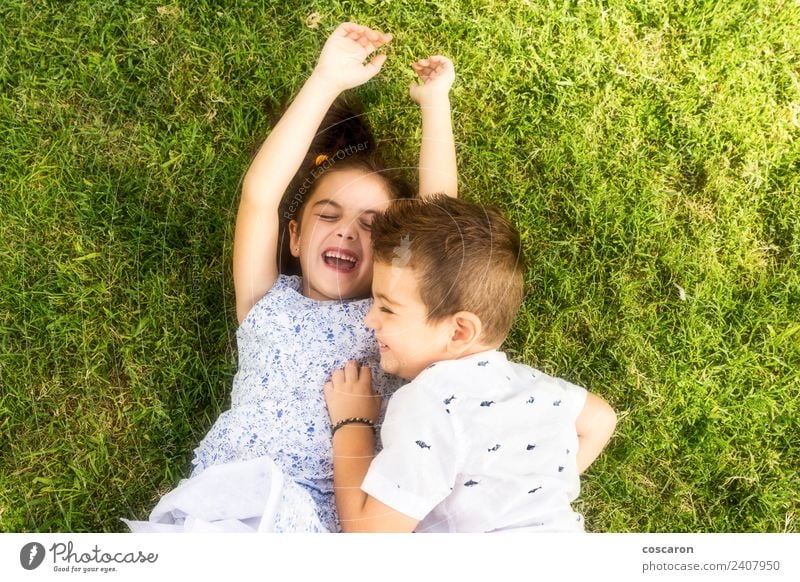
[1,0,798,532]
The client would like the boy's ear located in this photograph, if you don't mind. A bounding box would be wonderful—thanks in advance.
[447,311,483,354]
[288,219,300,257]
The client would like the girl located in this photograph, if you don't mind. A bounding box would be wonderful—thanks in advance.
[125,23,456,532]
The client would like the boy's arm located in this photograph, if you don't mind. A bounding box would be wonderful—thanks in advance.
[410,56,457,198]
[324,362,418,532]
[575,392,617,473]
[234,23,392,323]
[331,425,419,532]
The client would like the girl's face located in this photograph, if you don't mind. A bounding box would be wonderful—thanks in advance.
[289,168,392,301]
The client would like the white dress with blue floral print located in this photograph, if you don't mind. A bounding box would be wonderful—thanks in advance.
[125,275,401,533]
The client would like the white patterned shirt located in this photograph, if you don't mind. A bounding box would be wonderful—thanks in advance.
[362,349,588,532]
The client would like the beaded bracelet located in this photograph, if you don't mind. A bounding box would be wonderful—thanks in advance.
[331,417,376,437]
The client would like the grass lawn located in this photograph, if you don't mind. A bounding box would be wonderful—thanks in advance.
[1,0,798,532]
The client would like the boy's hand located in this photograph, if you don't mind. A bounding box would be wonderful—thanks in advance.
[324,361,381,425]
[312,22,392,94]
[409,55,455,107]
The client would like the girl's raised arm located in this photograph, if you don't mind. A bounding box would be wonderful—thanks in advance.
[234,23,392,323]
[409,56,457,199]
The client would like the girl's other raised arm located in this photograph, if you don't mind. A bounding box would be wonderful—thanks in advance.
[409,56,457,199]
[234,23,392,323]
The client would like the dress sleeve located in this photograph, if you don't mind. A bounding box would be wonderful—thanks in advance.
[361,382,457,520]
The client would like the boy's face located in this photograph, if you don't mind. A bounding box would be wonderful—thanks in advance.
[365,261,454,380]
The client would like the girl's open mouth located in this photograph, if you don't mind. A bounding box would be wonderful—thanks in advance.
[322,249,359,272]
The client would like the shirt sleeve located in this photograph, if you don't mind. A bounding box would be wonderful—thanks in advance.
[552,376,588,421]
[369,366,405,452]
[361,382,457,521]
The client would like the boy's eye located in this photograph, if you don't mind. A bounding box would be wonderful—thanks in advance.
[360,220,373,231]
[379,307,394,314]
[317,214,338,221]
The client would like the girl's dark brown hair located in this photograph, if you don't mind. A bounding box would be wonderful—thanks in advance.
[275,94,412,276]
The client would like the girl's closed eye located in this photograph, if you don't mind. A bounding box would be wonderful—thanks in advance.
[316,214,339,221]
[379,306,394,314]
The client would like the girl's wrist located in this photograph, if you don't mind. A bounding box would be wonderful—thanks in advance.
[331,413,378,426]
[418,94,452,111]
[307,70,345,99]
[331,417,376,437]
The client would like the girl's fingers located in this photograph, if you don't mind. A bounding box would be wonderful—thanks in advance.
[367,32,392,48]
[340,22,365,35]
[368,33,392,50]
[412,63,431,77]
[413,56,453,72]
[342,361,353,383]
[344,360,360,383]
[359,365,372,387]
[341,22,391,47]
[332,362,375,395]
[365,52,387,73]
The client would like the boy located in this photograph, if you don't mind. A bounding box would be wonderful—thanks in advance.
[324,195,618,532]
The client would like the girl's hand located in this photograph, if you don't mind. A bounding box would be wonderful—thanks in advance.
[324,361,381,425]
[312,22,393,94]
[409,55,455,107]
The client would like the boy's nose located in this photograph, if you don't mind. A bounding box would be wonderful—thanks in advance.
[364,305,377,329]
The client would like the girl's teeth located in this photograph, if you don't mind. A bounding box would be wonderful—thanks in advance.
[323,251,357,269]
[325,251,356,261]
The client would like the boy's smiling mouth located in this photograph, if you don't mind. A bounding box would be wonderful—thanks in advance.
[322,247,359,272]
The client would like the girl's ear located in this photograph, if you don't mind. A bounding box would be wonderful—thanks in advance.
[288,219,301,257]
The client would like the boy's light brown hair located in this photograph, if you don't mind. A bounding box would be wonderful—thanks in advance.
[371,194,525,345]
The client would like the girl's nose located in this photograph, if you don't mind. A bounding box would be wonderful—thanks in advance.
[336,218,360,241]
